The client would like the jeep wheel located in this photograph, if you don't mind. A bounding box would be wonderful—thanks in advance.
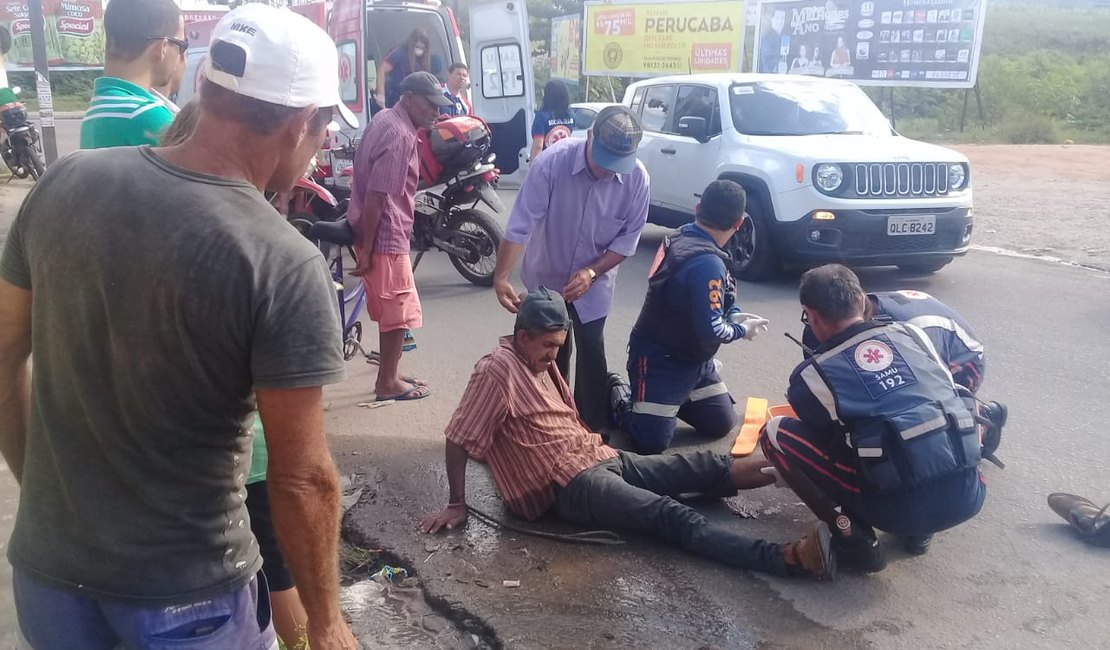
[897,259,952,275]
[726,197,779,281]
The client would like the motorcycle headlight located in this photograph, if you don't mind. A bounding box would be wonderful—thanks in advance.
[948,163,967,190]
[815,163,844,193]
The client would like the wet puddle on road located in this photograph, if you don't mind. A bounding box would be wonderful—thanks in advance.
[337,479,493,649]
[340,578,491,650]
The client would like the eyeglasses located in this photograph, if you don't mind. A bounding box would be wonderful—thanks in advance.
[800,310,809,324]
[148,36,189,57]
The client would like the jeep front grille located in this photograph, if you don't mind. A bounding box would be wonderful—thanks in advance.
[853,163,950,198]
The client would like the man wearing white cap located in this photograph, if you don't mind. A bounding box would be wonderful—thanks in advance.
[0,5,358,649]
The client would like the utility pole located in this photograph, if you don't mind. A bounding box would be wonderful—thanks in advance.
[26,0,59,164]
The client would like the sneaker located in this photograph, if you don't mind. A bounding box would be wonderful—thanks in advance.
[903,534,933,556]
[607,372,631,429]
[979,400,1008,457]
[784,522,836,580]
[831,528,888,573]
[1048,493,1110,548]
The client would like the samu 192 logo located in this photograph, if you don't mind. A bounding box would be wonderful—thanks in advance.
[603,42,623,68]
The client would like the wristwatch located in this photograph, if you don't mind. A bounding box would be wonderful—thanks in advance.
[586,267,597,284]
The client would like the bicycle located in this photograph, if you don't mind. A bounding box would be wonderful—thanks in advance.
[292,216,380,365]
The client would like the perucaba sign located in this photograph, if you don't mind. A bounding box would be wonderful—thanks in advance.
[583,0,745,77]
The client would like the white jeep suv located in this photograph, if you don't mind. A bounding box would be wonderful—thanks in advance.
[625,74,973,279]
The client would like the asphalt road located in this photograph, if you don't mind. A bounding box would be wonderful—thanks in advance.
[1,120,1108,648]
[44,117,80,161]
[331,234,1110,649]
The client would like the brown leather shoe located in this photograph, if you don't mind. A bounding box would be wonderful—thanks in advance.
[1048,493,1110,548]
[784,522,836,580]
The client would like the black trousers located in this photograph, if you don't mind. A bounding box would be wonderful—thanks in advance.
[555,451,787,576]
[555,303,609,431]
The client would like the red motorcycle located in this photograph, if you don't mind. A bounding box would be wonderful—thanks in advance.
[272,158,343,224]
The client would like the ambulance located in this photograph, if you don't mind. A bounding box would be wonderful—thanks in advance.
[327,0,534,187]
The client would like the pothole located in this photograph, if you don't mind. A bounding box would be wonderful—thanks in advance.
[337,474,497,650]
[339,539,496,649]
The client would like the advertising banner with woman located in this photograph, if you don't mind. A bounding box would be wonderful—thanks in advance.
[754,0,986,88]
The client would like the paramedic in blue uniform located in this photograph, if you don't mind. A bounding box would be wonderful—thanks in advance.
[761,264,1005,570]
[800,287,1007,459]
[802,289,987,393]
[609,180,769,454]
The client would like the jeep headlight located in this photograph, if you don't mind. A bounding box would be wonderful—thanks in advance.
[815,163,844,192]
[948,163,967,190]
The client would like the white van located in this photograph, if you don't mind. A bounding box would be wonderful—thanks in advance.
[178,1,534,187]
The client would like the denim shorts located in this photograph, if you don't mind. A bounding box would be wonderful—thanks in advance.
[13,568,278,650]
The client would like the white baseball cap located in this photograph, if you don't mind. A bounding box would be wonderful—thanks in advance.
[203,4,358,129]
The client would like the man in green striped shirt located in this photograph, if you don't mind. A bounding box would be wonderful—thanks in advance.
[80,0,184,149]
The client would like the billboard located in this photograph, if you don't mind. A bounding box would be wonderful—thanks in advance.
[753,0,987,88]
[583,0,745,77]
[1,0,105,71]
[0,4,229,72]
[550,13,582,81]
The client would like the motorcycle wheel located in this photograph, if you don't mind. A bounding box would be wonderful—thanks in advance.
[0,144,20,177]
[446,209,503,287]
[3,149,28,178]
[22,145,44,180]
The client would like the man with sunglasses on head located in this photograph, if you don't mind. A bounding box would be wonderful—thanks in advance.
[80,0,185,148]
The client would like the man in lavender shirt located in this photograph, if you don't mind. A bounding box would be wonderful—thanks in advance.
[493,106,650,430]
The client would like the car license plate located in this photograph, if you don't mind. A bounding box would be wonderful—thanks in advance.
[887,215,936,236]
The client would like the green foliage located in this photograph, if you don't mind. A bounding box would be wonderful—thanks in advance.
[7,70,97,102]
[877,5,1110,144]
[980,5,1110,58]
[995,112,1062,144]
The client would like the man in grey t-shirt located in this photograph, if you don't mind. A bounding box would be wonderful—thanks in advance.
[0,6,360,649]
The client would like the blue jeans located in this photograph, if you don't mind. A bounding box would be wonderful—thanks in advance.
[555,451,788,576]
[13,569,278,650]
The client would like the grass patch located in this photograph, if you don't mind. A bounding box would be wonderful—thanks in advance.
[21,95,90,113]
[340,540,381,577]
[897,114,1110,145]
[277,632,309,650]
[995,113,1062,144]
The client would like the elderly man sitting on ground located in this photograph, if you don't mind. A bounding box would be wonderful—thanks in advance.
[420,287,835,580]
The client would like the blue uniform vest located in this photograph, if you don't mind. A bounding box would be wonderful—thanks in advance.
[790,320,980,496]
[631,229,734,363]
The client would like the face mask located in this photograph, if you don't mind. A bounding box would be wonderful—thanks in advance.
[414,47,426,57]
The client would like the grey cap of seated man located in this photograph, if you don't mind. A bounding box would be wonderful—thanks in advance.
[513,287,571,375]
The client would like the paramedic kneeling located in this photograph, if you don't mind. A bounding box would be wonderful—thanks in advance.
[612,180,768,453]
[760,264,987,572]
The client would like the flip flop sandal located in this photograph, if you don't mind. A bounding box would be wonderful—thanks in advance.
[378,384,431,402]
